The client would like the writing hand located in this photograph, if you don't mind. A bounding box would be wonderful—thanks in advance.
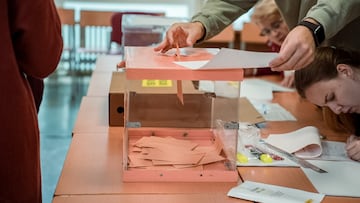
[269,26,315,71]
[154,22,205,53]
[346,135,360,161]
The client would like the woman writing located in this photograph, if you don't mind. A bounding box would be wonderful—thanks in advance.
[294,47,360,161]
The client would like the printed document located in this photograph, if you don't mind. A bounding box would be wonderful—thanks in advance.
[228,181,325,203]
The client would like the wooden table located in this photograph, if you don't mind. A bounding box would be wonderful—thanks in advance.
[235,75,357,203]
[53,193,244,203]
[53,55,358,203]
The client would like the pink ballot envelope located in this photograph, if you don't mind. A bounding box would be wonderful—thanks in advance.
[124,46,244,81]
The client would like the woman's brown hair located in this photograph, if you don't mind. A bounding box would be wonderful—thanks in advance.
[295,47,360,134]
[295,46,360,98]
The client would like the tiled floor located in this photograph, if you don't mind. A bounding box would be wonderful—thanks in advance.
[38,72,91,203]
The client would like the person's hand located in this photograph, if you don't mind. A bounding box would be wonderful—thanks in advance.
[154,22,205,53]
[280,71,295,88]
[269,25,315,71]
[346,135,360,161]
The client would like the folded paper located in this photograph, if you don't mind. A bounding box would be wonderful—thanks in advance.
[265,126,322,158]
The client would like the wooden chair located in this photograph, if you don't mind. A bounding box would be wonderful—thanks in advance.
[76,10,114,72]
[57,8,76,73]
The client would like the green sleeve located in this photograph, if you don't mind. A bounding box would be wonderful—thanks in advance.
[191,0,256,41]
[305,0,360,39]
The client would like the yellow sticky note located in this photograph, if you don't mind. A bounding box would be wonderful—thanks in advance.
[142,80,172,87]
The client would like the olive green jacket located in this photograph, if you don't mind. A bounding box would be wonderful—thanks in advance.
[192,0,360,49]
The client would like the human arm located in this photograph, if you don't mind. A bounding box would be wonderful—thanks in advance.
[10,0,63,78]
[346,135,360,161]
[270,0,360,71]
[154,0,254,53]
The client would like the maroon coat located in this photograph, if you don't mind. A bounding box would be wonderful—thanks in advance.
[0,0,62,202]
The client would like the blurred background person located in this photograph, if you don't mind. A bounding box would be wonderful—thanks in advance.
[244,0,294,87]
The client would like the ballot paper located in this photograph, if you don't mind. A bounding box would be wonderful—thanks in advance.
[302,160,360,197]
[227,181,325,203]
[173,48,278,70]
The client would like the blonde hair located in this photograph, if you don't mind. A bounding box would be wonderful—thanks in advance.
[251,0,281,23]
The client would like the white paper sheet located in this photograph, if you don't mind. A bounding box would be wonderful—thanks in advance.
[302,160,360,197]
[228,181,325,203]
[198,80,274,101]
[198,80,297,121]
[174,48,278,70]
[240,81,273,101]
[251,102,297,121]
[243,78,295,92]
[265,126,322,158]
[202,48,278,69]
[173,60,209,69]
[312,141,351,161]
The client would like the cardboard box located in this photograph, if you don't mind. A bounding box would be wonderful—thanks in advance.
[109,71,126,126]
[109,71,213,127]
[109,72,264,126]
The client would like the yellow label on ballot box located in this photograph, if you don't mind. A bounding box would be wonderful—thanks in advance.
[142,80,172,87]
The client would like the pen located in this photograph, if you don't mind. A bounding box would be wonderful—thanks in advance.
[262,104,268,115]
[175,43,180,60]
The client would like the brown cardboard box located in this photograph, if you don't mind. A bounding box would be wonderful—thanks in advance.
[108,71,212,127]
[109,72,264,127]
[108,71,126,126]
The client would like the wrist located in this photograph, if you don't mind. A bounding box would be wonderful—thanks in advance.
[298,18,325,47]
[192,21,206,43]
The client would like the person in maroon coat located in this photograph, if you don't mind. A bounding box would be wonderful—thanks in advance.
[0,0,63,202]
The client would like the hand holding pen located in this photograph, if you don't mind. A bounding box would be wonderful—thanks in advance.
[346,135,360,161]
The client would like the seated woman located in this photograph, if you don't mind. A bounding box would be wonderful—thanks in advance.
[245,0,294,87]
[294,46,360,161]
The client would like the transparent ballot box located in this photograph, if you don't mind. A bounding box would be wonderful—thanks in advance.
[123,46,243,182]
[121,14,187,48]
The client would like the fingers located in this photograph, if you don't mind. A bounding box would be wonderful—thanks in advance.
[153,26,178,53]
[269,26,315,71]
[153,22,205,53]
[347,135,356,144]
[153,23,188,53]
[271,43,312,71]
[153,39,170,53]
[346,135,360,161]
